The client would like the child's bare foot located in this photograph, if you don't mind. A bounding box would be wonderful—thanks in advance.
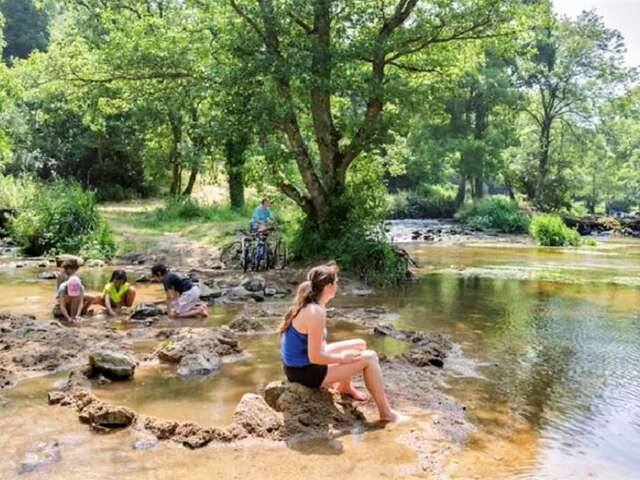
[381,410,411,423]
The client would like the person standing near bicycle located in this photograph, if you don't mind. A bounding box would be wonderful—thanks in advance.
[250,198,275,233]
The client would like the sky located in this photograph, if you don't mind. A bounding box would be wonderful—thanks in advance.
[554,0,640,67]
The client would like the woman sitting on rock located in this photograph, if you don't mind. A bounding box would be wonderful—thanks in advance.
[279,263,408,423]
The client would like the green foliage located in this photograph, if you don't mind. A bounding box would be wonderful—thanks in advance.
[0,0,50,62]
[458,196,530,233]
[529,214,581,247]
[0,174,36,210]
[388,185,457,219]
[9,181,116,257]
[141,197,248,226]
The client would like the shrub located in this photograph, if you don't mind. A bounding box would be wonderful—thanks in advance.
[388,185,457,219]
[529,214,581,247]
[0,174,37,210]
[458,196,530,233]
[9,181,116,258]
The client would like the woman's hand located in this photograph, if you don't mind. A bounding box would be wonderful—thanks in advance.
[339,350,362,364]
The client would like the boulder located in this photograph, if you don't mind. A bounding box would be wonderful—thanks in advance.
[198,284,223,302]
[17,441,62,475]
[232,393,283,438]
[129,303,166,319]
[38,272,58,280]
[176,353,221,377]
[264,381,364,438]
[55,254,84,267]
[264,287,277,297]
[47,391,66,405]
[156,328,241,363]
[88,350,136,380]
[80,402,136,431]
[228,287,265,303]
[135,274,151,283]
[240,275,266,292]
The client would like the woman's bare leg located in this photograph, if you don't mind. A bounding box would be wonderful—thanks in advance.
[322,350,407,422]
[325,339,368,400]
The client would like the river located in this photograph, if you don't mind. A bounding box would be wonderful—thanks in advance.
[1,237,639,479]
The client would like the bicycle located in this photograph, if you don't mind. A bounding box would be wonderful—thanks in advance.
[219,225,288,271]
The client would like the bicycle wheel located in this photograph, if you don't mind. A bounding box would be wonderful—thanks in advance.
[242,238,253,272]
[274,238,288,269]
[220,241,243,269]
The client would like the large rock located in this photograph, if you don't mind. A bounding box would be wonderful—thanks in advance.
[198,284,223,302]
[142,416,178,440]
[232,393,283,438]
[79,402,136,431]
[17,441,62,475]
[88,350,136,380]
[155,328,241,363]
[176,353,221,377]
[228,315,266,334]
[54,254,84,267]
[38,271,58,280]
[129,303,166,319]
[52,369,91,392]
[264,381,364,438]
[241,276,266,292]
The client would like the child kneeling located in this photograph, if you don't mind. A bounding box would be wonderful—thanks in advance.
[98,269,137,316]
[151,264,208,318]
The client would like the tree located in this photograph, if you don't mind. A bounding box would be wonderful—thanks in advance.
[0,0,50,62]
[516,7,631,209]
[222,0,527,226]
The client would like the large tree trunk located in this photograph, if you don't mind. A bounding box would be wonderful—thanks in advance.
[183,168,198,196]
[535,119,552,208]
[455,176,467,207]
[225,135,249,210]
[473,176,484,200]
[168,112,182,196]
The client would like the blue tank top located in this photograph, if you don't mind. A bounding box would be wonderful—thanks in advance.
[280,325,311,367]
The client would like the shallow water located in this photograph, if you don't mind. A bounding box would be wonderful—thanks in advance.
[2,239,640,478]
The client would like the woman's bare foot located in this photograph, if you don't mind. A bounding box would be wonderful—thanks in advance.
[380,409,411,423]
[337,383,370,401]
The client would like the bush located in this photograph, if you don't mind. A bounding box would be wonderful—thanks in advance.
[529,214,581,247]
[458,196,530,233]
[9,181,116,258]
[0,174,37,210]
[388,185,457,219]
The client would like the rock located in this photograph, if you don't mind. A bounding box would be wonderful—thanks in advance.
[173,422,214,449]
[38,261,49,268]
[240,275,266,292]
[17,441,62,475]
[228,316,266,333]
[81,402,136,430]
[264,287,277,296]
[156,328,241,364]
[352,288,373,296]
[132,437,158,450]
[198,284,223,302]
[232,393,283,438]
[135,274,151,283]
[176,353,221,377]
[48,391,66,405]
[85,259,105,268]
[0,366,16,389]
[38,271,58,280]
[143,417,178,440]
[88,350,136,380]
[55,254,84,267]
[129,303,166,319]
[228,286,265,302]
[264,381,364,438]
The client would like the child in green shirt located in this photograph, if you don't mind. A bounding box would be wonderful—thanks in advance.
[98,269,137,316]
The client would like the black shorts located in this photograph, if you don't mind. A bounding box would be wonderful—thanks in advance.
[283,363,328,389]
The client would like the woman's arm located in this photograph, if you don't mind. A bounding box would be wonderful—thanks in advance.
[59,296,71,321]
[307,310,360,365]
